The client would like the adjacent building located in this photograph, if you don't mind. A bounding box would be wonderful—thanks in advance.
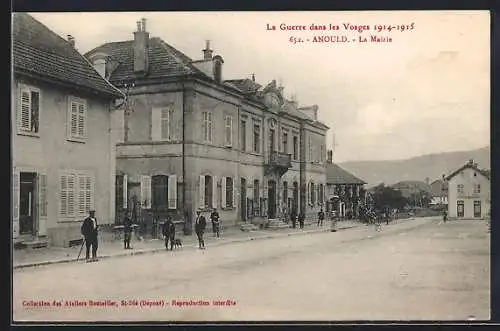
[429,177,448,208]
[12,13,124,246]
[325,151,366,218]
[445,159,490,219]
[84,19,329,233]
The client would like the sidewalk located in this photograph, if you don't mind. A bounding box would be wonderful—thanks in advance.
[13,220,362,270]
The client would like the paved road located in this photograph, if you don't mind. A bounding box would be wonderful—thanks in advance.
[13,217,490,322]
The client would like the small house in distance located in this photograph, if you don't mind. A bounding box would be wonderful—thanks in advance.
[445,159,490,219]
[325,151,367,218]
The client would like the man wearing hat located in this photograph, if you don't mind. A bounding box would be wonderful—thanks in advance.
[123,210,133,249]
[81,210,99,262]
[194,209,206,249]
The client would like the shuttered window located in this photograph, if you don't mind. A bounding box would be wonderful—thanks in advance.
[161,108,173,140]
[18,86,40,133]
[60,173,94,217]
[222,177,234,208]
[203,112,213,143]
[224,115,233,147]
[68,98,87,140]
[140,175,152,209]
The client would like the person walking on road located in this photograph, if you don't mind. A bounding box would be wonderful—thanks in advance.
[443,209,448,223]
[210,208,221,238]
[123,210,133,249]
[317,208,325,226]
[162,217,176,251]
[81,210,99,262]
[195,210,206,249]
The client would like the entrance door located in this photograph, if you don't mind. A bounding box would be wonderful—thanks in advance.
[457,200,464,218]
[240,178,247,222]
[268,180,277,219]
[474,201,481,218]
[19,172,36,235]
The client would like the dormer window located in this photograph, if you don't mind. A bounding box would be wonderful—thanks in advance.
[93,58,106,78]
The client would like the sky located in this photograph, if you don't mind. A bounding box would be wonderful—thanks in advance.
[28,11,490,162]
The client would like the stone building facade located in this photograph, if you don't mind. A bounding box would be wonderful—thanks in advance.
[85,19,328,233]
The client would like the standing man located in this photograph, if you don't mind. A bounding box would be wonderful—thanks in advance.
[195,210,206,249]
[290,209,297,229]
[210,208,220,238]
[443,209,448,224]
[317,208,325,227]
[81,210,99,262]
[123,210,133,249]
[298,211,305,229]
[162,217,176,251]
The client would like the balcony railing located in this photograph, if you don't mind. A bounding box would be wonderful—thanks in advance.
[268,151,292,169]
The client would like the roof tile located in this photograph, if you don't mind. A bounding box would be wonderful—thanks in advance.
[326,163,366,185]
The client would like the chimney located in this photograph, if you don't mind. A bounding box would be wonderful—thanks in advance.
[203,40,213,60]
[252,73,255,82]
[67,35,75,47]
[133,18,149,74]
[327,150,333,163]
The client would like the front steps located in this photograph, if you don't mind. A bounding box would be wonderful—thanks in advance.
[267,218,290,230]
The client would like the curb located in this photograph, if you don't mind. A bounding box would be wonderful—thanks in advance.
[13,224,361,270]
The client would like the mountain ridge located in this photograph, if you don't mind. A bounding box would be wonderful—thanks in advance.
[338,146,490,188]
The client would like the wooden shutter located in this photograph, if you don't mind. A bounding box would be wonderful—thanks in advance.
[37,173,47,236]
[233,177,237,209]
[212,175,217,208]
[161,108,171,140]
[221,176,227,209]
[19,88,31,130]
[78,175,86,215]
[151,108,162,141]
[199,175,205,208]
[12,169,20,239]
[168,175,177,209]
[86,176,94,212]
[70,102,78,137]
[78,103,86,137]
[67,175,75,216]
[123,174,128,209]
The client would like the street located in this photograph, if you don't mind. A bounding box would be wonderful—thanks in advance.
[13,217,490,322]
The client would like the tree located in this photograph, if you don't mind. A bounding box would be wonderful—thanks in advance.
[372,183,408,212]
[409,189,432,208]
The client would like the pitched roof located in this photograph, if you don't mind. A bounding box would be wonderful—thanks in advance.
[12,13,123,99]
[85,37,204,83]
[326,163,366,185]
[445,161,490,181]
[224,79,261,95]
[429,179,448,197]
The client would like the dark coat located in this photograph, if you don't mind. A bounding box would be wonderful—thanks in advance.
[195,215,207,233]
[81,217,98,237]
[210,211,220,223]
[318,211,325,220]
[123,216,133,233]
[162,220,176,237]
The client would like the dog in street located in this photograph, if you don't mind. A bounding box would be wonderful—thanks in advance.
[174,238,182,249]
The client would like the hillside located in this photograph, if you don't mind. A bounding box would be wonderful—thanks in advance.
[338,147,490,188]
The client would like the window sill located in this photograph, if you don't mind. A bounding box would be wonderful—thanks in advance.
[222,207,236,211]
[17,131,40,138]
[224,145,233,149]
[67,137,86,144]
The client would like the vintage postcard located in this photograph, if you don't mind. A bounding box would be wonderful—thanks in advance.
[12,11,490,322]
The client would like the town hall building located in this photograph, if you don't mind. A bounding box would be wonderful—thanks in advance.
[85,19,329,233]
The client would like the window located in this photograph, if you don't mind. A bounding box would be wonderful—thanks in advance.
[241,120,246,151]
[161,108,173,140]
[253,124,261,153]
[60,173,93,217]
[310,183,315,204]
[318,184,323,204]
[457,184,464,194]
[253,180,260,215]
[204,175,212,208]
[320,144,325,163]
[282,132,288,153]
[474,200,481,218]
[18,85,40,134]
[68,98,87,140]
[457,200,464,217]
[222,177,234,208]
[224,115,233,147]
[269,129,275,152]
[293,136,298,160]
[309,139,312,161]
[473,184,481,194]
[203,112,213,143]
[152,175,168,209]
